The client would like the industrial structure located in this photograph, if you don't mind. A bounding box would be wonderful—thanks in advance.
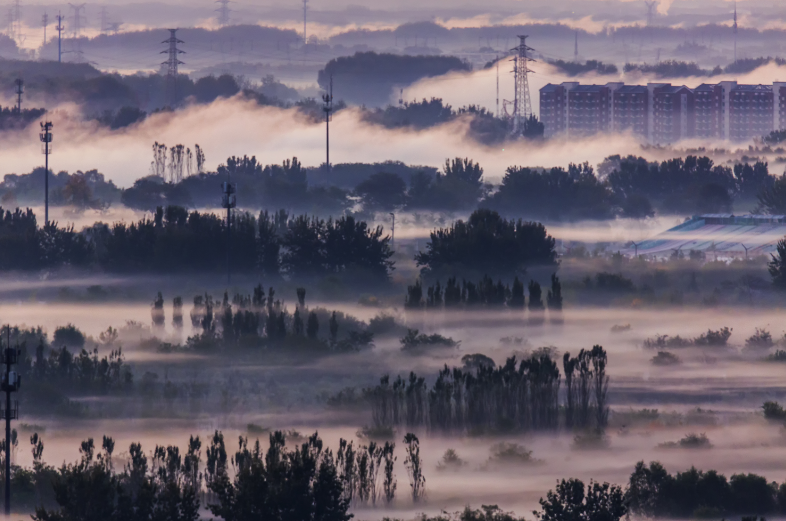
[623,214,786,259]
[540,80,786,143]
[161,29,185,107]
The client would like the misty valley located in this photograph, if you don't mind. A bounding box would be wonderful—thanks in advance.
[3,0,786,520]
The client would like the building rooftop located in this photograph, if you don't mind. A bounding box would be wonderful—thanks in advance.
[615,85,647,94]
[540,84,564,93]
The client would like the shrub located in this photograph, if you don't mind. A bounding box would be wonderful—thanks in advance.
[658,433,712,449]
[487,443,538,466]
[571,431,611,451]
[762,401,786,421]
[436,449,467,471]
[610,324,631,333]
[746,328,774,349]
[766,350,786,362]
[595,272,635,292]
[400,329,459,351]
[643,334,692,349]
[694,327,732,346]
[651,351,681,366]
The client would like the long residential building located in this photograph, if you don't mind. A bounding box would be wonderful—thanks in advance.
[539,80,786,143]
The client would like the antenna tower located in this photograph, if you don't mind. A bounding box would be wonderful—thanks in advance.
[161,28,185,107]
[40,122,53,226]
[644,1,657,26]
[512,35,535,133]
[574,31,578,61]
[55,12,64,62]
[215,0,230,27]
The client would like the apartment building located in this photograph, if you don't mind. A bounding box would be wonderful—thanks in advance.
[539,80,786,143]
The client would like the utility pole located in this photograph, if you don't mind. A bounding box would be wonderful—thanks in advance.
[741,243,749,260]
[161,29,185,108]
[322,75,333,173]
[14,79,22,113]
[389,212,395,250]
[40,122,53,226]
[303,0,308,45]
[631,241,640,258]
[2,326,20,517]
[221,176,236,285]
[10,0,21,44]
[56,12,64,62]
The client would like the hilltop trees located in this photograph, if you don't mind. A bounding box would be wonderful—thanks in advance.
[415,209,557,280]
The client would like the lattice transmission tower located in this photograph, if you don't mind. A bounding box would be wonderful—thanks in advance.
[161,29,185,107]
[216,0,230,26]
[512,35,535,134]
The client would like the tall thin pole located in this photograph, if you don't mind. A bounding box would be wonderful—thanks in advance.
[40,122,53,227]
[221,173,236,285]
[56,12,63,62]
[496,57,499,118]
[322,75,333,173]
[390,213,395,250]
[14,79,22,113]
[303,0,308,45]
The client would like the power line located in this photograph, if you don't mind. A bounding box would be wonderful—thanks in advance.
[161,28,185,107]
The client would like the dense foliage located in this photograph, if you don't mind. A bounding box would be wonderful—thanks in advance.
[628,461,786,518]
[415,209,557,279]
[0,206,393,281]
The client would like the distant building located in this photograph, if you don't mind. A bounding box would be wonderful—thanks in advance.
[613,85,648,137]
[728,84,773,142]
[538,80,786,143]
[539,83,567,138]
[653,85,694,144]
[694,83,723,139]
[568,84,614,137]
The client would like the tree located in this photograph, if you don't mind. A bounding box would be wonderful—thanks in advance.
[403,433,425,503]
[522,114,544,139]
[307,312,319,339]
[535,478,627,521]
[758,174,786,215]
[152,292,165,328]
[547,274,563,311]
[769,239,786,289]
[355,172,407,211]
[416,209,557,280]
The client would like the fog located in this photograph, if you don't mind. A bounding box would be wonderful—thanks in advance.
[6,296,786,519]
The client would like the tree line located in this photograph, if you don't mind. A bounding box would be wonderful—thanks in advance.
[162,286,374,352]
[0,206,393,282]
[404,274,562,318]
[7,429,431,519]
[364,347,609,434]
